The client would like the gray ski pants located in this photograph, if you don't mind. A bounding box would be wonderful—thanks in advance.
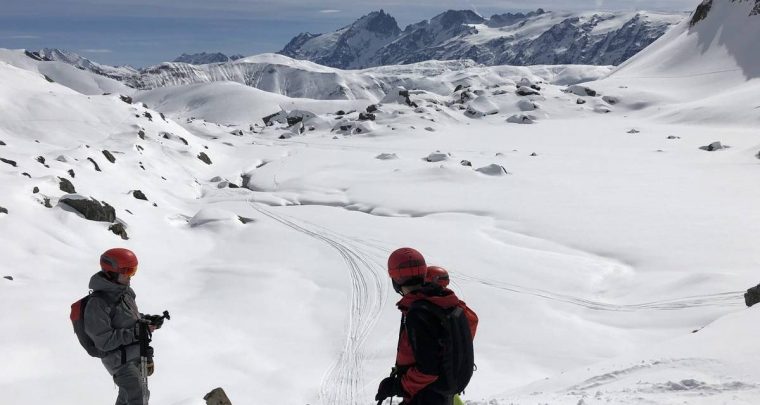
[113,361,149,405]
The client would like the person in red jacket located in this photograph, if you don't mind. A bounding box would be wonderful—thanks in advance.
[376,248,477,405]
[425,266,478,339]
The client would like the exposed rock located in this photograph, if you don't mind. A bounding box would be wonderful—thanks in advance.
[60,197,116,222]
[1,157,17,167]
[515,86,540,96]
[0,206,7,214]
[576,98,586,105]
[335,110,346,116]
[667,135,681,139]
[33,187,39,194]
[119,95,133,104]
[627,129,640,134]
[138,130,146,139]
[375,153,398,160]
[425,127,435,132]
[359,112,376,121]
[132,190,148,201]
[238,216,255,224]
[143,112,153,121]
[460,160,472,167]
[109,222,129,240]
[602,95,619,105]
[699,141,729,151]
[506,114,536,124]
[3,276,12,280]
[0,140,5,146]
[204,387,232,405]
[44,75,55,83]
[58,177,76,193]
[366,104,378,113]
[43,197,52,208]
[22,172,31,178]
[425,152,450,162]
[476,164,510,176]
[210,176,224,182]
[279,133,292,139]
[530,152,538,157]
[517,99,539,111]
[56,155,68,162]
[230,129,244,136]
[36,156,46,165]
[565,85,597,97]
[87,157,101,172]
[159,112,166,121]
[102,150,116,163]
[690,0,712,27]
[197,152,213,165]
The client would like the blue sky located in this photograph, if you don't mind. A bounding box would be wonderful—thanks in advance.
[0,0,701,67]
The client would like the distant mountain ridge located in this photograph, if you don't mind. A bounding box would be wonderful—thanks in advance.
[173,52,244,64]
[279,9,685,69]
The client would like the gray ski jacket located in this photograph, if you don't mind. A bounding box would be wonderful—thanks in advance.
[84,272,142,375]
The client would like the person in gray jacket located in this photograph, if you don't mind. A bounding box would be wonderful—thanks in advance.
[85,248,158,405]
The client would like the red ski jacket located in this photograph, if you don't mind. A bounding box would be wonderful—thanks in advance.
[395,287,478,402]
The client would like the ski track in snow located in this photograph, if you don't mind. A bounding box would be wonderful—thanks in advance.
[248,201,387,405]
[457,273,743,312]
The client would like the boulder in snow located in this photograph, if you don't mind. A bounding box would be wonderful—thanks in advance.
[465,96,499,117]
[197,152,213,165]
[58,177,76,193]
[424,152,450,162]
[627,129,640,134]
[576,98,587,105]
[506,114,537,124]
[699,141,729,151]
[602,95,619,105]
[376,153,398,160]
[359,112,376,121]
[460,160,472,167]
[204,387,232,405]
[59,195,116,222]
[132,190,148,201]
[102,150,116,163]
[516,86,540,96]
[476,164,510,176]
[189,208,240,227]
[108,222,129,240]
[1,157,17,167]
[565,85,597,97]
[517,99,539,111]
[0,206,7,215]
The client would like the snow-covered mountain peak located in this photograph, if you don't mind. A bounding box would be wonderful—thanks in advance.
[172,52,244,65]
[353,9,401,35]
[279,8,684,68]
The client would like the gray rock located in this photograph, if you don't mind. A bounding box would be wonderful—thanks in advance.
[87,157,101,171]
[3,276,12,280]
[36,156,46,165]
[0,140,5,146]
[476,164,510,176]
[667,135,681,139]
[516,86,540,96]
[576,98,587,105]
[699,141,728,152]
[238,216,254,224]
[197,152,213,165]
[756,150,760,160]
[33,187,39,194]
[690,0,712,27]
[460,160,472,167]
[210,176,224,182]
[425,152,450,162]
[375,153,398,160]
[366,104,378,113]
[1,157,17,167]
[566,85,597,97]
[506,114,536,124]
[60,197,116,222]
[102,150,115,164]
[359,112,376,121]
[119,95,133,104]
[0,206,7,214]
[58,177,76,193]
[109,222,129,240]
[68,169,75,178]
[627,129,640,134]
[132,190,148,201]
[602,95,619,105]
[204,387,232,405]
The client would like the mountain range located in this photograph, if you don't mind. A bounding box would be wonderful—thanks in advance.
[278,9,685,69]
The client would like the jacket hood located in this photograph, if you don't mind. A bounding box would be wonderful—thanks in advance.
[89,271,135,299]
[397,286,460,312]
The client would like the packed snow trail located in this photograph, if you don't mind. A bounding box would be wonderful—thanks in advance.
[457,273,743,311]
[248,201,387,405]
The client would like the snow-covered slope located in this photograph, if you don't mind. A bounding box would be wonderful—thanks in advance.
[280,9,685,69]
[587,0,760,125]
[2,2,760,405]
[0,49,133,95]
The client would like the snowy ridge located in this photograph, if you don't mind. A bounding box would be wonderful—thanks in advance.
[172,52,244,65]
[279,9,685,68]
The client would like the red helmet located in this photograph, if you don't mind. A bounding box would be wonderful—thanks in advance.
[425,266,450,288]
[388,247,427,292]
[100,248,139,277]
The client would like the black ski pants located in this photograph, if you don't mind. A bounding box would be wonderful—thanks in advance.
[113,360,149,405]
[405,389,453,405]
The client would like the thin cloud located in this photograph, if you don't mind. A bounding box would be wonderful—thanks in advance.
[319,9,341,13]
[9,35,40,39]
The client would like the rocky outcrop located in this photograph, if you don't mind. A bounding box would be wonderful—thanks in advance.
[60,196,116,222]
[204,387,233,405]
[58,177,76,193]
[691,0,713,26]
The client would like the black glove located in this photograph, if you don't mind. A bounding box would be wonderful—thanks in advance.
[143,314,165,329]
[146,345,154,358]
[375,376,405,401]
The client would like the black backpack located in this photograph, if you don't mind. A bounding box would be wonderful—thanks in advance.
[412,300,474,395]
[70,291,109,358]
[745,284,760,307]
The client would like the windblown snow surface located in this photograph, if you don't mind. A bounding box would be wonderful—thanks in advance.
[1,2,760,405]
